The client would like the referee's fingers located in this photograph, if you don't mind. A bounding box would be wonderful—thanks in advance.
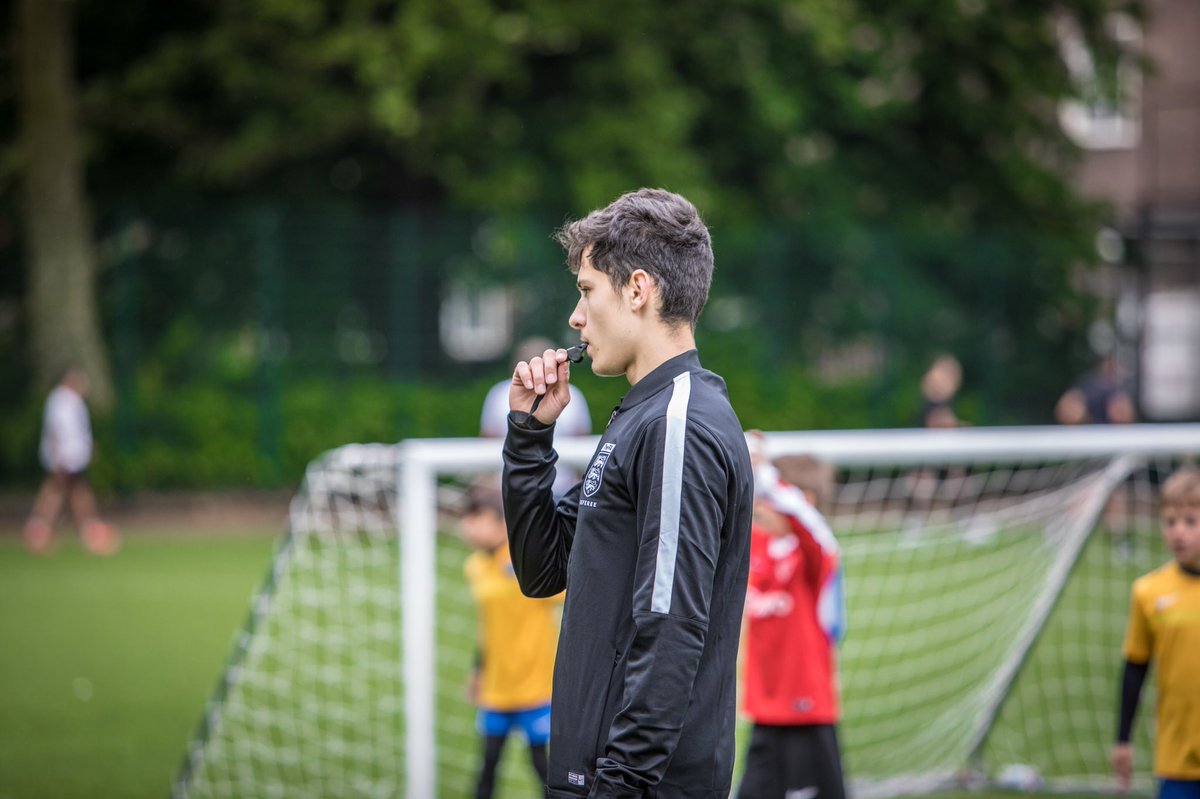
[529,355,548,393]
[541,349,560,385]
[513,360,534,391]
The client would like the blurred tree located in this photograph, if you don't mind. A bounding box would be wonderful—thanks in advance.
[1,0,1143,418]
[76,0,1141,231]
[14,0,112,408]
[76,0,1141,408]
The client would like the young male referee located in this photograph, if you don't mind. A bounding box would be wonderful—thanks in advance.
[501,188,754,798]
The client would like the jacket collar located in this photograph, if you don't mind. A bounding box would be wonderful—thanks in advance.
[618,349,702,412]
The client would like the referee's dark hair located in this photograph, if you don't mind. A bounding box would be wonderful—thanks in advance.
[555,188,713,331]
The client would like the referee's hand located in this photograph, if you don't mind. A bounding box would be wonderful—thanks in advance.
[510,348,573,425]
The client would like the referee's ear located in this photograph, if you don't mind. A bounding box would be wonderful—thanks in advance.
[626,269,655,315]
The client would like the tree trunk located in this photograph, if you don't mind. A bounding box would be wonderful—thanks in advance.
[16,0,113,410]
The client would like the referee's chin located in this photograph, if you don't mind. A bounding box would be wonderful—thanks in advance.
[588,351,631,379]
[589,360,622,378]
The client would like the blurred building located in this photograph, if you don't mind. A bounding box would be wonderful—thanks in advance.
[1064,0,1200,420]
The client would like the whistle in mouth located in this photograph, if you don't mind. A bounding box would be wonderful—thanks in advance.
[565,342,588,363]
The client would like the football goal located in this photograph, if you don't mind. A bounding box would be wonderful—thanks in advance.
[172,424,1200,799]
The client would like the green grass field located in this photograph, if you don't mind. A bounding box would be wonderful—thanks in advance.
[0,515,1160,799]
[0,528,278,799]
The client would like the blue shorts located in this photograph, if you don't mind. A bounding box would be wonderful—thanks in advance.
[476,704,551,745]
[1160,780,1200,799]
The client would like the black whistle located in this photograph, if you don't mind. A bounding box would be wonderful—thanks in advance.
[529,342,587,415]
[565,342,588,363]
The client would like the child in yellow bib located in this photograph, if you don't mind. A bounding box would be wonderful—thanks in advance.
[1113,466,1200,799]
[461,475,563,799]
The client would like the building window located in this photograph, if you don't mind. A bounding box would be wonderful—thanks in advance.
[439,282,514,362]
[1058,14,1141,150]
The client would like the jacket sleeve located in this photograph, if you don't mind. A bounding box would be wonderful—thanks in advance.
[502,411,579,598]
[591,416,729,797]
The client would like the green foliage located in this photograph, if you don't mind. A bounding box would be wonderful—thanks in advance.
[0,402,41,483]
[3,203,1084,494]
[109,374,262,490]
[0,0,1146,490]
[107,374,503,491]
[70,0,1141,231]
[0,355,901,493]
[0,372,480,492]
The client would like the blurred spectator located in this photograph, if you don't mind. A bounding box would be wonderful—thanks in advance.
[460,474,561,799]
[919,354,963,429]
[1055,354,1136,425]
[481,336,591,497]
[909,355,966,524]
[22,367,119,555]
[1056,355,1137,549]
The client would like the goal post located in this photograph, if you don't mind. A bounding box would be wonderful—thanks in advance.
[173,424,1200,799]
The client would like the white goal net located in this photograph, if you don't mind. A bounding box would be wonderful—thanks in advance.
[173,425,1200,799]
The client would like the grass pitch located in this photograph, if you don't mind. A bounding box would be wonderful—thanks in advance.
[0,518,1158,799]
[0,529,277,799]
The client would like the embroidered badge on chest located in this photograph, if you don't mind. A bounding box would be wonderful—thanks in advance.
[583,443,616,498]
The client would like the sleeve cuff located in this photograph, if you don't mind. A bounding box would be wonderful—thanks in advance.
[504,411,558,464]
[588,774,644,799]
[509,410,552,431]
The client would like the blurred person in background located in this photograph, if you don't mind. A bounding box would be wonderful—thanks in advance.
[1111,466,1200,798]
[1056,353,1137,549]
[908,354,965,525]
[919,354,964,429]
[1055,353,1136,425]
[481,336,591,498]
[22,367,118,555]
[738,435,847,799]
[460,474,562,799]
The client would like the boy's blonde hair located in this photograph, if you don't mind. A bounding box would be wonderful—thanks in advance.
[1161,465,1200,509]
[772,454,836,510]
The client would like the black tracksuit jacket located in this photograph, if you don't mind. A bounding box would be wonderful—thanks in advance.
[503,350,753,799]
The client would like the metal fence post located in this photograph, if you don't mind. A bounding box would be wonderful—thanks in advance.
[255,206,283,480]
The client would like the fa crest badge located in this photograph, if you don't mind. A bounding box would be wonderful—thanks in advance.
[584,443,615,498]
